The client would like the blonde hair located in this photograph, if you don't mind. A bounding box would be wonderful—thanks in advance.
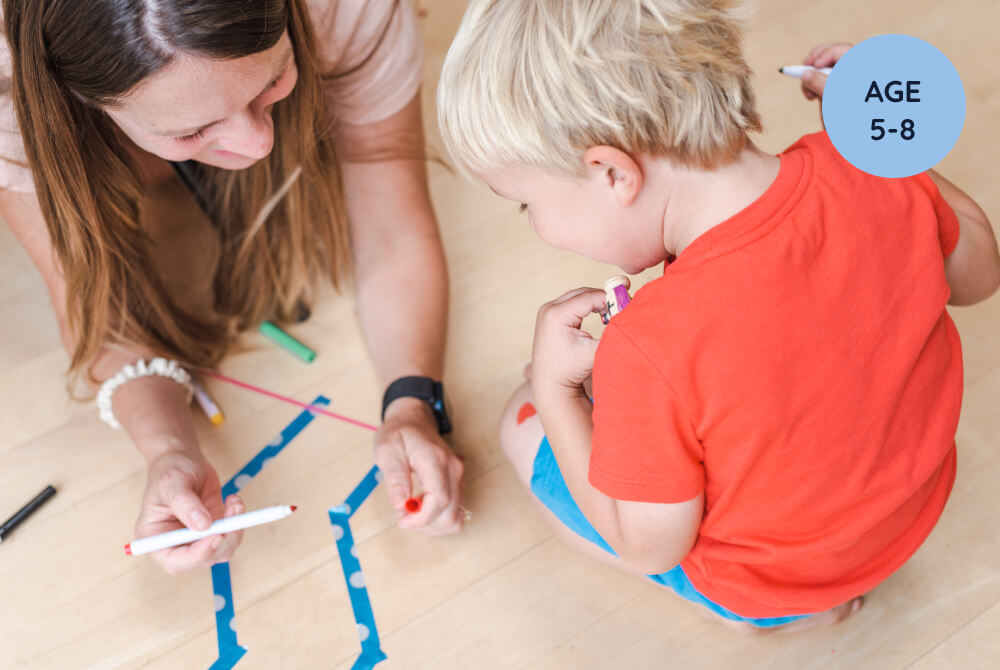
[438,0,762,177]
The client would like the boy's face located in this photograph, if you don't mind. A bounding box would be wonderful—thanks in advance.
[479,159,668,274]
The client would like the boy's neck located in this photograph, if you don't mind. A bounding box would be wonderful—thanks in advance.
[657,142,781,257]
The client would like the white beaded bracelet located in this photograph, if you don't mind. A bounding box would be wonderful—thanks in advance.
[96,358,194,429]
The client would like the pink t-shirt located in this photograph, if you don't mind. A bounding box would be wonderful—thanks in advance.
[0,0,424,192]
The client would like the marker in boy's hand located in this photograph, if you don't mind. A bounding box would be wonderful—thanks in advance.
[798,42,853,100]
[530,288,608,403]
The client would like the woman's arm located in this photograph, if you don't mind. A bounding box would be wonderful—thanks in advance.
[0,188,244,573]
[337,92,464,534]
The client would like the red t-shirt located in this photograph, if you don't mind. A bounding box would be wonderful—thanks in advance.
[590,132,962,618]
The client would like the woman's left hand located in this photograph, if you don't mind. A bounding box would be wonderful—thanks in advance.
[374,397,465,535]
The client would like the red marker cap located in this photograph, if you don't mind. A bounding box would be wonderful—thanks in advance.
[405,497,422,514]
[124,543,132,556]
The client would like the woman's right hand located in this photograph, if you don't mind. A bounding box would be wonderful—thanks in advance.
[134,450,245,575]
[799,42,853,100]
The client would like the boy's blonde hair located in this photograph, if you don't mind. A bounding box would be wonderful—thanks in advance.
[438,0,762,177]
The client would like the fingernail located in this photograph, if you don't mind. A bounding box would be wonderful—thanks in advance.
[192,511,210,529]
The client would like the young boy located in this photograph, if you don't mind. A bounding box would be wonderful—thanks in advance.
[437,1,1000,632]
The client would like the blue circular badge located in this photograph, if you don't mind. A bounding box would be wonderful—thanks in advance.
[822,34,965,179]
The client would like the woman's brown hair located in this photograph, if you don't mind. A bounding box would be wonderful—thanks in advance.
[3,0,350,382]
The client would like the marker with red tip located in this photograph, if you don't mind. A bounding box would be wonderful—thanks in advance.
[124,505,296,556]
[405,495,424,514]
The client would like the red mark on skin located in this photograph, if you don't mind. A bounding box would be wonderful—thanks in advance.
[516,402,537,425]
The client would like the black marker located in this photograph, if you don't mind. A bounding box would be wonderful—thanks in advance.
[0,485,57,543]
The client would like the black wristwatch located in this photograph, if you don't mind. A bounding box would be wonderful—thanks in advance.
[381,376,452,435]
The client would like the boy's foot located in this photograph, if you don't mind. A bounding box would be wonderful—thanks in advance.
[704,596,863,636]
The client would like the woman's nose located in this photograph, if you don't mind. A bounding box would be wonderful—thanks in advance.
[218,109,274,160]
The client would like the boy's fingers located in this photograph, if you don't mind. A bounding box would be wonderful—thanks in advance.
[805,42,836,65]
[811,43,852,69]
[801,70,828,98]
[546,289,608,324]
[548,286,601,305]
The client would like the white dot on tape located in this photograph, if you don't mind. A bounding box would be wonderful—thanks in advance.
[234,474,252,490]
[349,571,366,589]
[331,524,344,540]
[357,623,370,641]
[214,594,226,612]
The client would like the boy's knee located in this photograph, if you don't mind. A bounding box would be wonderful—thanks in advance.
[498,381,546,485]
[498,381,535,455]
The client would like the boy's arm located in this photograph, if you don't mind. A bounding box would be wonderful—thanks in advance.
[531,288,702,575]
[800,44,1000,305]
[537,393,703,575]
[925,170,1000,306]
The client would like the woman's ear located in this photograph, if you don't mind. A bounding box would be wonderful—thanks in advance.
[582,145,643,207]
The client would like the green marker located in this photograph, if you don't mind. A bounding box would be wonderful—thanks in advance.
[259,320,316,363]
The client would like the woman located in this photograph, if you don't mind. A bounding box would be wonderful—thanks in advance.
[0,0,464,574]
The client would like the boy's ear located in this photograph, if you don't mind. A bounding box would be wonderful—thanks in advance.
[583,146,643,207]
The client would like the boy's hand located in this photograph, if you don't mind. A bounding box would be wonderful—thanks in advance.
[530,288,608,401]
[800,42,853,100]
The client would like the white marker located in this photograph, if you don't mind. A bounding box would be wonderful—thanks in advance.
[778,65,833,79]
[125,505,296,556]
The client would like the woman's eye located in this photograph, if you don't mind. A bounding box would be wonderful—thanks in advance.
[177,129,205,142]
[518,203,528,213]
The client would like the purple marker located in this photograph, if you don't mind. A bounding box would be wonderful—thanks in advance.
[603,276,632,319]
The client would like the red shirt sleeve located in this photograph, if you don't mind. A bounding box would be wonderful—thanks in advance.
[913,172,961,258]
[590,323,705,503]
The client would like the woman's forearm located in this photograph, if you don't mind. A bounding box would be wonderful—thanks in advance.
[354,230,448,384]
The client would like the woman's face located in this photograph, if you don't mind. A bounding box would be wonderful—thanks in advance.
[105,32,298,170]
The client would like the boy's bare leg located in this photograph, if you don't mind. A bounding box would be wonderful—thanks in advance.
[498,376,864,635]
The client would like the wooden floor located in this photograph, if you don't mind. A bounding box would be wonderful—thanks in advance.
[3,1,999,668]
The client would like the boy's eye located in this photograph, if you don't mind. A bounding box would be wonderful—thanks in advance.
[518,203,528,213]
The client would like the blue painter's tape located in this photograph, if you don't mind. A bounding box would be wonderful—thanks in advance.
[208,645,247,670]
[211,563,242,652]
[342,465,382,519]
[329,465,387,669]
[207,396,330,670]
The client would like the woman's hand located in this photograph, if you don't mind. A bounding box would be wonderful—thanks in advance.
[800,42,853,100]
[530,288,607,404]
[374,398,465,535]
[134,450,245,575]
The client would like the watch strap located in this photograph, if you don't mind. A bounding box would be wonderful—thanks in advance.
[381,376,452,435]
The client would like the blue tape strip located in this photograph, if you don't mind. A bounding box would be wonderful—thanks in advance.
[330,465,382,518]
[329,465,387,670]
[207,396,330,670]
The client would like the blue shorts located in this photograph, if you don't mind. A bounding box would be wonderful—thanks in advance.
[530,437,811,628]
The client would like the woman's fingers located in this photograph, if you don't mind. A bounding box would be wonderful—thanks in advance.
[158,468,212,531]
